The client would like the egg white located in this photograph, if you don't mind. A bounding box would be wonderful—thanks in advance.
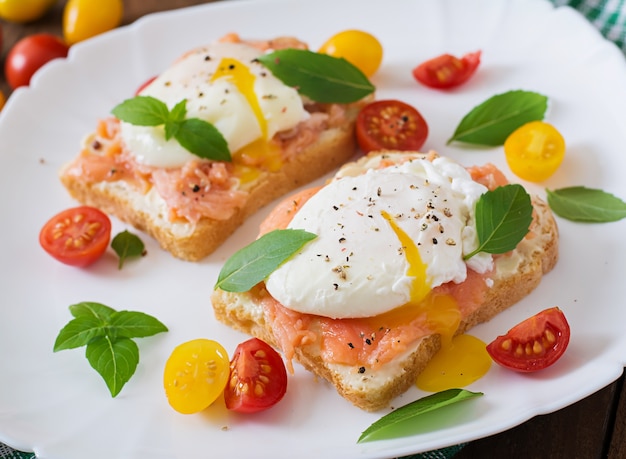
[265,155,493,319]
[119,42,308,168]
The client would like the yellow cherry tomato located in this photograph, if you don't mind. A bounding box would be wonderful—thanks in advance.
[0,0,56,23]
[504,121,566,182]
[63,0,123,45]
[0,90,5,112]
[318,29,383,77]
[163,339,230,414]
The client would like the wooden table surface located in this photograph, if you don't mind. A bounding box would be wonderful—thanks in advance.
[1,1,625,458]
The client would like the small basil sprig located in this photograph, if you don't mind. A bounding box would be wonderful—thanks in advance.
[111,96,231,161]
[464,184,533,260]
[546,186,626,222]
[256,49,375,104]
[358,389,483,443]
[215,229,317,292]
[111,230,146,269]
[448,90,548,146]
[54,302,168,397]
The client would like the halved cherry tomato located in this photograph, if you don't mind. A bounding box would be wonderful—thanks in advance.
[356,99,428,153]
[5,34,69,89]
[412,51,481,89]
[39,206,111,267]
[504,121,566,182]
[163,339,230,414]
[224,338,287,413]
[318,29,383,77]
[486,307,570,373]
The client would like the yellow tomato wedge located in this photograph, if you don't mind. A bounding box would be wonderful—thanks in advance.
[163,339,230,414]
[318,29,383,77]
[504,121,565,182]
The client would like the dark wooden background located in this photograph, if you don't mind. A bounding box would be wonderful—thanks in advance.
[1,1,625,458]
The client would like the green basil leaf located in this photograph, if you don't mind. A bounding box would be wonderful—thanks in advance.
[111,96,231,161]
[108,310,169,339]
[546,186,626,222]
[53,316,107,351]
[464,184,533,260]
[69,301,116,321]
[257,49,375,104]
[55,303,168,397]
[448,90,548,146]
[86,336,139,398]
[169,99,187,122]
[175,118,231,161]
[215,229,317,292]
[111,230,146,270]
[358,389,483,443]
[111,95,170,126]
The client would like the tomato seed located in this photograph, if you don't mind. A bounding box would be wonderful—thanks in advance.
[254,383,264,396]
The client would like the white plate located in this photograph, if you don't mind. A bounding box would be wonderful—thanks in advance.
[1,0,625,457]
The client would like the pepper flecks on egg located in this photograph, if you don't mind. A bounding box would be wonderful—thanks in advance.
[265,155,494,319]
[119,41,308,168]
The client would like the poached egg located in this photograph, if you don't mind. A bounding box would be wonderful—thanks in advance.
[265,154,494,319]
[119,42,308,168]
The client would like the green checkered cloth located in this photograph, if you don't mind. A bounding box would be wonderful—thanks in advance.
[1,1,624,458]
[553,0,626,52]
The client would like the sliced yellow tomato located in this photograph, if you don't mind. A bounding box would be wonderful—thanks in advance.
[63,0,123,45]
[163,339,230,414]
[504,121,565,182]
[318,29,383,77]
[0,0,56,23]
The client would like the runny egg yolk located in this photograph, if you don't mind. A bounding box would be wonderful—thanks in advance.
[381,211,430,304]
[211,58,283,182]
[382,211,491,391]
[416,334,492,392]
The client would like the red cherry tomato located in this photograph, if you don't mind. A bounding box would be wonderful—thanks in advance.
[486,307,570,373]
[5,34,69,89]
[412,51,481,89]
[224,338,287,413]
[39,206,112,267]
[356,99,429,153]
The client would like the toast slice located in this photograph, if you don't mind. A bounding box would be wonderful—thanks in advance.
[59,35,371,261]
[211,151,559,411]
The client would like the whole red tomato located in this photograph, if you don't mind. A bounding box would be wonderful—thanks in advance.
[5,33,69,89]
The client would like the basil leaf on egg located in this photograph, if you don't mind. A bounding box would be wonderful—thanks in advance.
[546,186,626,222]
[448,90,548,146]
[464,184,533,260]
[175,118,231,161]
[357,389,483,443]
[214,229,317,293]
[112,95,171,126]
[111,96,231,162]
[257,49,376,104]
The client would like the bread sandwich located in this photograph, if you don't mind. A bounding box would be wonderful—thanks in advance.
[211,151,559,411]
[59,34,372,261]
